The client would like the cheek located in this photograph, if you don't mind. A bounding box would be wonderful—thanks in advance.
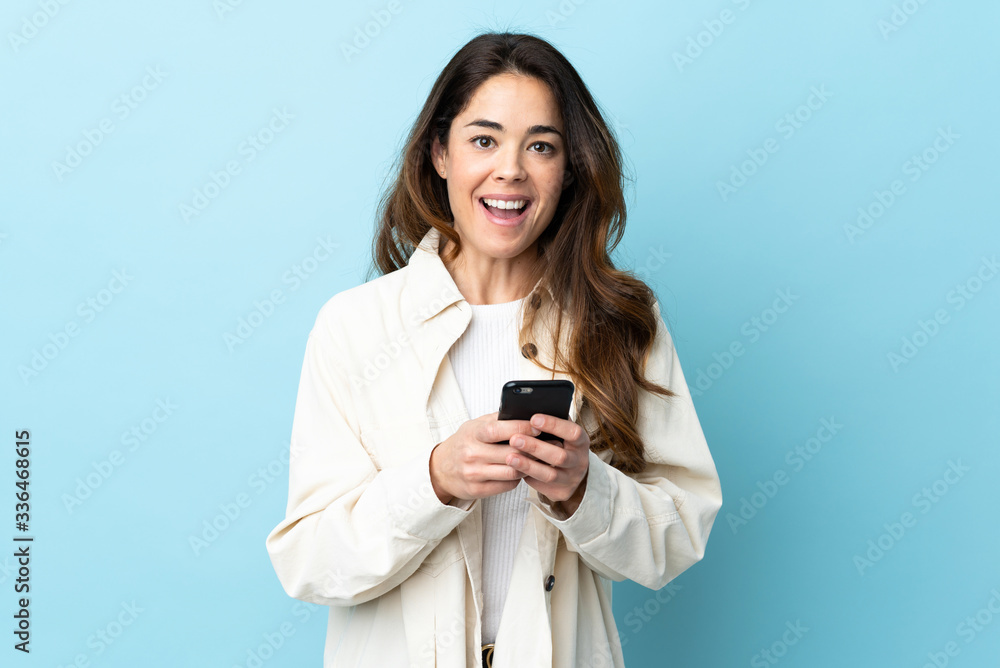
[543,165,568,195]
[449,160,489,200]
[538,180,565,209]
[445,174,474,207]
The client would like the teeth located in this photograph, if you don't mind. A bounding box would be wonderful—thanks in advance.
[482,198,526,210]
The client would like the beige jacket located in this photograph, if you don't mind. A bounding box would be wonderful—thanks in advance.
[265,226,723,667]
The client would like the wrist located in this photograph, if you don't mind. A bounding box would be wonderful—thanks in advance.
[429,444,454,505]
[560,471,588,517]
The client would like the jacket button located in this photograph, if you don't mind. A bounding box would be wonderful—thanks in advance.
[529,293,542,309]
[521,343,537,359]
[544,575,555,592]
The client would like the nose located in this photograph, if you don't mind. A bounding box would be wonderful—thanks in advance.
[493,144,527,182]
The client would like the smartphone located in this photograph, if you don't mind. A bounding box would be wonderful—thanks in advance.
[496,379,575,445]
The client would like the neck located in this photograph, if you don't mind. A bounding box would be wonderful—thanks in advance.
[440,236,538,305]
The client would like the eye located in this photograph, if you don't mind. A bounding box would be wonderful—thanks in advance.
[471,135,495,149]
[471,135,557,154]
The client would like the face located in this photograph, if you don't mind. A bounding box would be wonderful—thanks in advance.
[431,73,568,262]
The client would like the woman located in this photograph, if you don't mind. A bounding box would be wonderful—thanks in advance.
[266,31,722,668]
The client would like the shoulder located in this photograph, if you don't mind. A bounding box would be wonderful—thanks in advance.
[641,297,680,386]
[310,265,412,342]
[650,299,675,347]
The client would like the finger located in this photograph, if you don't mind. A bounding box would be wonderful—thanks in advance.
[482,418,541,444]
[478,463,526,482]
[528,414,584,445]
[506,451,561,485]
[509,434,572,468]
[473,443,524,465]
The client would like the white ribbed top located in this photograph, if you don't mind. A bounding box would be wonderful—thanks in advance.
[446,295,531,646]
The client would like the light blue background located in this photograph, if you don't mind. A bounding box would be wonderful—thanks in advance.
[2,1,998,666]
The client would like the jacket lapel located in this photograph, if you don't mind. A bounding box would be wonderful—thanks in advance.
[400,225,580,659]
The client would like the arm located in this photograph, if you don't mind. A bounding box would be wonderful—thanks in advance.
[265,306,472,607]
[530,302,723,589]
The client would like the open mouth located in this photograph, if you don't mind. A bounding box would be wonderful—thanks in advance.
[480,197,530,223]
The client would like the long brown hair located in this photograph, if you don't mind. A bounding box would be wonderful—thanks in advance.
[365,31,675,474]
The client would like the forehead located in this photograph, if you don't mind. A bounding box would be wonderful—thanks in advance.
[457,73,562,129]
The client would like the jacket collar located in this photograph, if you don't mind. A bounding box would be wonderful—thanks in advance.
[399,226,579,630]
[402,225,558,324]
[400,228,572,649]
[402,224,580,428]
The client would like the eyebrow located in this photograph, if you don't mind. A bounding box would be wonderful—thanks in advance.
[463,119,563,138]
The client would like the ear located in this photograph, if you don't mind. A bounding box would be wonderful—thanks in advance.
[430,136,447,178]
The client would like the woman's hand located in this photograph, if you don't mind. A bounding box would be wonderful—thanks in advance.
[507,413,591,517]
[429,412,541,505]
